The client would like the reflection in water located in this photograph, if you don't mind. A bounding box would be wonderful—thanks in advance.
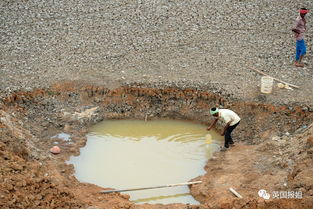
[69,119,222,204]
[133,193,190,203]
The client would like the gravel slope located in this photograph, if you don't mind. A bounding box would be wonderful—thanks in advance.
[1,0,312,105]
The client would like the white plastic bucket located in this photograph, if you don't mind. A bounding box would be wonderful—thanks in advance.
[261,76,274,94]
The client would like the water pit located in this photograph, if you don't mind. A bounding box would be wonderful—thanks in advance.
[69,119,223,204]
[1,84,312,209]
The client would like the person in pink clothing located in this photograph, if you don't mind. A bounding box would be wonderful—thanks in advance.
[292,8,309,67]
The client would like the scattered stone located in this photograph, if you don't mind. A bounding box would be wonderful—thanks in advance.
[64,124,71,132]
[301,125,308,129]
[50,146,61,154]
[272,136,280,141]
[307,148,313,156]
[306,137,313,149]
[277,83,285,89]
[302,107,309,112]
[73,107,99,120]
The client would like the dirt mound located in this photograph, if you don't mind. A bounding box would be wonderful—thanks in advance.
[0,142,85,208]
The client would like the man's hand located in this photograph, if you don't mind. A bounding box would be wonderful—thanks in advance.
[207,118,218,131]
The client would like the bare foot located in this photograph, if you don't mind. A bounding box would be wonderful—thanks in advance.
[294,62,304,67]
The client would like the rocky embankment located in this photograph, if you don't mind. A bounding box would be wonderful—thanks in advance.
[1,0,313,105]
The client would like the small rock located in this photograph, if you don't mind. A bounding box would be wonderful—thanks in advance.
[301,107,309,112]
[64,124,71,132]
[307,148,313,156]
[306,137,313,149]
[299,187,306,194]
[301,125,308,129]
[50,146,61,154]
[120,193,130,200]
[277,83,285,89]
[272,136,280,141]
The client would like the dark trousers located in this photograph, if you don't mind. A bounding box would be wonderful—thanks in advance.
[224,121,240,148]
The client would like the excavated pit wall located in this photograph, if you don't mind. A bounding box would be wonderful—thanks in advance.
[1,82,312,159]
[1,83,313,209]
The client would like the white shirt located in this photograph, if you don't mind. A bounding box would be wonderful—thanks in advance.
[218,109,241,126]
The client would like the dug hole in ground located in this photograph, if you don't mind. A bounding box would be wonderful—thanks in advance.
[1,83,313,209]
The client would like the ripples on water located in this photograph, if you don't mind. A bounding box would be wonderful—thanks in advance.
[69,119,222,204]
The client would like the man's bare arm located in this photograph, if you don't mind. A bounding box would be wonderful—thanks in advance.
[207,118,218,130]
[221,121,232,136]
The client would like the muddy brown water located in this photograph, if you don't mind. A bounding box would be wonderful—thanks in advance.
[69,119,223,204]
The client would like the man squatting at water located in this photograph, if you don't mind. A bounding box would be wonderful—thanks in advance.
[207,107,241,151]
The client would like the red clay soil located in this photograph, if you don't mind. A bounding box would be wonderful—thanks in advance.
[0,142,85,209]
[190,143,313,209]
[1,84,313,209]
